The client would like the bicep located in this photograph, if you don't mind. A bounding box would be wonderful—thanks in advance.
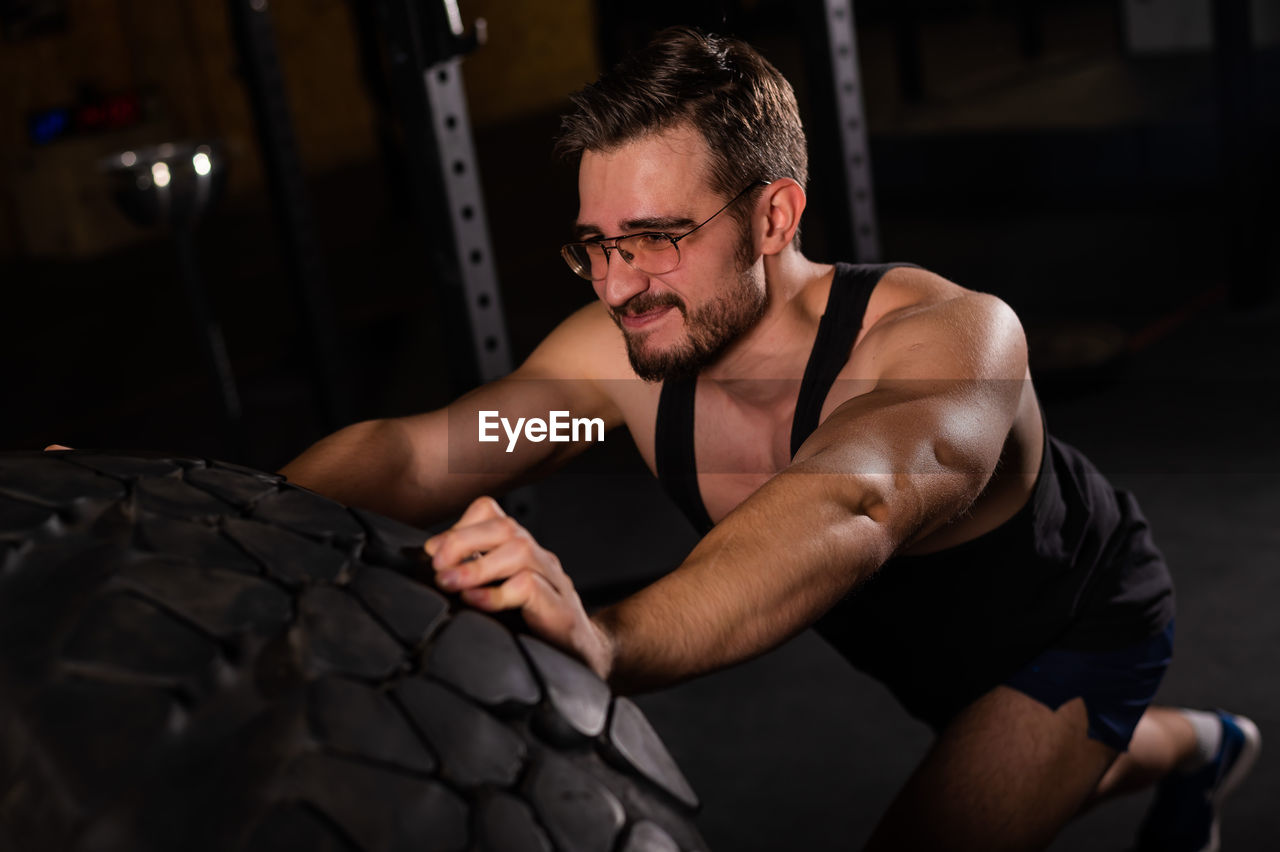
[793,292,1029,541]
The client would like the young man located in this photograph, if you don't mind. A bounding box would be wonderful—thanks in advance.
[283,28,1259,851]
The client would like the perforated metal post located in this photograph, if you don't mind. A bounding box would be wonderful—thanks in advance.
[824,0,882,263]
[372,0,513,391]
[424,56,534,523]
[370,0,532,522]
[422,57,512,382]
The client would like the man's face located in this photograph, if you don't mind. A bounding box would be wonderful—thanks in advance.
[574,126,767,382]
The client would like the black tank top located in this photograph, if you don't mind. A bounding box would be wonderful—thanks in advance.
[655,262,907,531]
[652,262,1174,729]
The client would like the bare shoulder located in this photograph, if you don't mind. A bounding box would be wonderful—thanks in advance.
[866,265,972,321]
[519,301,635,381]
[513,301,660,431]
[853,265,1027,381]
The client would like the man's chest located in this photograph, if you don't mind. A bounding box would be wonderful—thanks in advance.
[621,380,813,524]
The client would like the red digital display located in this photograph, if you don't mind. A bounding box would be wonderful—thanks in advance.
[29,93,144,145]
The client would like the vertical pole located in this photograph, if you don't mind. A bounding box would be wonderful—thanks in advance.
[175,226,243,435]
[422,57,512,383]
[824,0,882,263]
[370,0,532,524]
[892,0,925,104]
[1211,0,1269,308]
[375,0,514,393]
[1017,0,1044,62]
[228,0,349,429]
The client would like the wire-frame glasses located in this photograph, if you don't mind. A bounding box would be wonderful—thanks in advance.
[561,180,769,281]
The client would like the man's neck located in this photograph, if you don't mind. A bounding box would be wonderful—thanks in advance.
[699,250,834,404]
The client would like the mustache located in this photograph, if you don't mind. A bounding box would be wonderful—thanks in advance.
[612,292,686,323]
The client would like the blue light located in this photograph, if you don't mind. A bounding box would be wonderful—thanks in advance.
[29,109,71,145]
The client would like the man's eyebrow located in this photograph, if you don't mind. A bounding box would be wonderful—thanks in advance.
[622,215,697,232]
[571,222,604,241]
[570,215,698,241]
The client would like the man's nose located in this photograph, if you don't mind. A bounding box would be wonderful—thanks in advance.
[598,251,649,308]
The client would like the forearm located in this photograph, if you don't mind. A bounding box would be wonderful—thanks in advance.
[590,473,898,694]
[280,418,440,525]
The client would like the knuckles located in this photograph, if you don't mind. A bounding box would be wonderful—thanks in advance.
[508,570,535,595]
[501,516,528,540]
[431,502,576,614]
[514,539,536,563]
[474,495,504,515]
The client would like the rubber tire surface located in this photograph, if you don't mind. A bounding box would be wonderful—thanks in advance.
[0,451,704,852]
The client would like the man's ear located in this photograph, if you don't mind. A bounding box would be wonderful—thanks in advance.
[757,179,806,256]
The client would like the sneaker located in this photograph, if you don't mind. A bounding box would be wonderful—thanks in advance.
[1134,710,1262,852]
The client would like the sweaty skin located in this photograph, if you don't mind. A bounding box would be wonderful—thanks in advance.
[284,124,1041,692]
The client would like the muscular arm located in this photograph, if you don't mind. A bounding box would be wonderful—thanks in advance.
[281,305,623,527]
[594,292,1029,692]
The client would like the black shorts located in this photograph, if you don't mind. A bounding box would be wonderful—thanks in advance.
[813,436,1176,734]
[1004,619,1174,751]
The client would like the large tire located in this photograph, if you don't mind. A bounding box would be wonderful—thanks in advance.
[0,451,704,852]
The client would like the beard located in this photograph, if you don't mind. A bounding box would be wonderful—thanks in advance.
[612,262,769,383]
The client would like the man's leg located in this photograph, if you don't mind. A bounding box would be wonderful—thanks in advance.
[1089,705,1197,802]
[863,686,1117,852]
[1097,706,1262,852]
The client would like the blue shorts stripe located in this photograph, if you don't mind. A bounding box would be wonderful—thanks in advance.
[1003,620,1175,751]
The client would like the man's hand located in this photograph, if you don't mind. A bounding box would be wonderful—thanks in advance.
[425,497,614,680]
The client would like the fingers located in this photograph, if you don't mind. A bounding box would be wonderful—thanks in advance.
[427,515,526,568]
[425,496,605,674]
[461,568,554,612]
[424,496,506,561]
[451,494,506,528]
[440,537,550,590]
[44,444,72,452]
[462,570,578,643]
[425,495,572,610]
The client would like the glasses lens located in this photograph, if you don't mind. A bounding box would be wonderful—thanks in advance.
[562,234,680,281]
[618,233,679,276]
[562,243,608,280]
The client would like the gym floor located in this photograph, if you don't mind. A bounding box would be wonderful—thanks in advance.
[2,2,1277,849]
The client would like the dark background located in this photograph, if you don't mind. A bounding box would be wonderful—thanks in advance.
[1,0,1278,849]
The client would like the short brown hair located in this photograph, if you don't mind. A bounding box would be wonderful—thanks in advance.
[557,27,808,206]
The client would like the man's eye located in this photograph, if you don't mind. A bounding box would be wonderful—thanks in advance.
[635,234,671,248]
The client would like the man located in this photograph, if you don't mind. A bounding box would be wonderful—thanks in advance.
[283,28,1259,851]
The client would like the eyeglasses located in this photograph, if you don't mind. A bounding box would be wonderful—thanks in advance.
[561,180,769,281]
